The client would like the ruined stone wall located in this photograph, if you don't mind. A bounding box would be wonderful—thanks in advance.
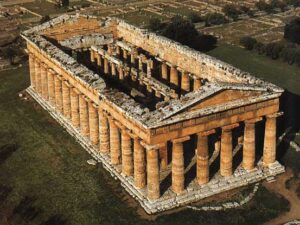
[114,20,265,85]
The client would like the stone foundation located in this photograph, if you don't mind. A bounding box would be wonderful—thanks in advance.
[26,86,285,214]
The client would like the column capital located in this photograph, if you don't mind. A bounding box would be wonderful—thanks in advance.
[266,112,284,119]
[72,87,81,95]
[172,136,190,144]
[245,117,263,124]
[222,123,239,131]
[140,142,165,151]
[198,129,215,137]
[63,80,72,88]
[48,68,56,75]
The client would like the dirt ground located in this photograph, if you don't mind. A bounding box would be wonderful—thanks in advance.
[264,168,300,225]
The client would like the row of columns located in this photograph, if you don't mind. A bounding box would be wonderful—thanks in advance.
[29,52,279,201]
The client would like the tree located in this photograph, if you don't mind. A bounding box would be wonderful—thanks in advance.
[162,16,198,47]
[223,4,241,20]
[240,36,257,50]
[204,13,227,26]
[161,16,217,52]
[148,18,163,31]
[254,42,266,54]
[188,12,203,23]
[284,17,300,44]
[2,47,17,65]
[54,0,69,8]
[271,42,284,59]
[40,15,50,24]
[256,0,273,12]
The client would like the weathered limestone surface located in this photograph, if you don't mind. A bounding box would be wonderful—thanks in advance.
[22,14,286,214]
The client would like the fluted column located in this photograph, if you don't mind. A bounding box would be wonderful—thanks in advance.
[194,78,202,91]
[123,49,128,59]
[54,75,63,113]
[104,58,109,75]
[99,110,110,153]
[181,72,190,92]
[90,49,95,62]
[62,81,71,120]
[79,95,89,137]
[70,88,80,128]
[118,67,124,80]
[47,69,55,106]
[172,136,189,194]
[146,147,160,200]
[89,102,99,146]
[40,64,48,100]
[263,113,281,166]
[109,118,121,165]
[35,60,42,94]
[111,63,116,76]
[243,118,261,170]
[29,53,36,89]
[197,130,214,185]
[170,66,179,86]
[121,129,133,176]
[159,145,168,170]
[220,124,238,177]
[162,62,168,80]
[134,137,146,189]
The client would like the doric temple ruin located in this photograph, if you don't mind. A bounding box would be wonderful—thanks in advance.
[21,14,285,214]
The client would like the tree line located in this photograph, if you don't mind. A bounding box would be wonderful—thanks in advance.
[239,18,300,66]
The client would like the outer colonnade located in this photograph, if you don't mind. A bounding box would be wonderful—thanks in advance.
[28,51,280,201]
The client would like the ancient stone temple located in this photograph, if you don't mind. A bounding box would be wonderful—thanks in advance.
[21,14,285,214]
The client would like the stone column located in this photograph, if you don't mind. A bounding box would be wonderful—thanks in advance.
[104,58,109,75]
[162,62,168,80]
[121,129,133,176]
[170,66,179,86]
[54,75,63,113]
[89,102,99,146]
[123,49,128,59]
[96,54,102,67]
[159,145,168,170]
[197,130,215,185]
[111,63,116,76]
[181,72,190,92]
[99,110,110,153]
[220,124,238,177]
[90,49,95,62]
[79,95,89,137]
[263,113,281,166]
[172,136,190,194]
[62,81,71,120]
[146,147,160,200]
[194,78,202,91]
[47,69,55,106]
[134,137,146,189]
[243,118,261,170]
[70,88,80,128]
[109,118,121,165]
[29,53,36,89]
[35,60,42,94]
[130,51,135,64]
[118,67,124,80]
[40,64,48,100]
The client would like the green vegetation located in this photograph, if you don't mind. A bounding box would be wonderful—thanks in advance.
[148,16,217,52]
[208,44,300,95]
[0,66,290,225]
[284,17,300,44]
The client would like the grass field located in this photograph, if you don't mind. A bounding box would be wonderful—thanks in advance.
[0,66,290,225]
[207,44,300,95]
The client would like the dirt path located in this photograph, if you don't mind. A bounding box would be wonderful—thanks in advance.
[264,168,300,225]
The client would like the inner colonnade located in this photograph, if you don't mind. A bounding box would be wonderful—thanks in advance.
[28,47,280,200]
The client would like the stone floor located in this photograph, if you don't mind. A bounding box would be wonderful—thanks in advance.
[26,86,285,214]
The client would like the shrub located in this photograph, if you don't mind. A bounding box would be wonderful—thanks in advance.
[284,17,300,44]
[240,36,257,50]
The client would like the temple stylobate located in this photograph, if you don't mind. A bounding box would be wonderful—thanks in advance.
[22,14,285,214]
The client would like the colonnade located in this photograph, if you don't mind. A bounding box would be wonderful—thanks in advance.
[28,52,280,201]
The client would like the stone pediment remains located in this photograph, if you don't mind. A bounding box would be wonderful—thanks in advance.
[22,14,285,214]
